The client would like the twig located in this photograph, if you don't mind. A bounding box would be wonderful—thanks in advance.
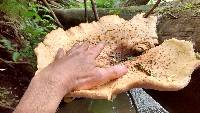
[41,0,64,28]
[0,58,30,65]
[90,0,99,21]
[143,0,161,18]
[0,58,15,69]
[167,12,179,19]
[84,0,88,22]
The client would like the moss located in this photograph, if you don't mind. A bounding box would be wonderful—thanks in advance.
[158,2,200,15]
[0,0,27,20]
[109,9,121,15]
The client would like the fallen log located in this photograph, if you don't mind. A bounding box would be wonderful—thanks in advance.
[53,5,152,29]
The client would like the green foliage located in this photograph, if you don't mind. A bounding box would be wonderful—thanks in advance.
[0,38,14,51]
[109,9,121,15]
[147,0,157,5]
[12,51,20,62]
[19,2,57,66]
[65,0,123,8]
[183,2,194,9]
[64,0,89,8]
[0,0,57,67]
[0,37,21,62]
[96,0,115,8]
[147,0,173,5]
[158,1,199,15]
[0,0,27,19]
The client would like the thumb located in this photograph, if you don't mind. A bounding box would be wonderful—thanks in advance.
[98,65,128,82]
[76,65,128,90]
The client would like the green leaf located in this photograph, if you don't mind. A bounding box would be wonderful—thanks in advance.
[12,52,20,62]
[0,38,14,51]
[42,15,55,21]
[23,11,36,17]
[38,5,50,12]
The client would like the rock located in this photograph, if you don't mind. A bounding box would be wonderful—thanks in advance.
[131,88,168,113]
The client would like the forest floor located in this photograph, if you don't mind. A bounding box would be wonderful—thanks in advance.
[0,11,34,113]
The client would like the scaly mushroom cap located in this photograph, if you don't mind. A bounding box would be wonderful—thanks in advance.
[34,13,200,100]
[66,39,200,100]
[35,13,158,72]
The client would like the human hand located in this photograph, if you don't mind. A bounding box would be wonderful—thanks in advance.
[14,42,128,113]
[38,42,128,94]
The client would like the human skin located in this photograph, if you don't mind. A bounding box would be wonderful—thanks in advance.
[14,42,128,113]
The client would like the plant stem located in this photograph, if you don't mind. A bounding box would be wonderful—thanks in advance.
[41,0,64,28]
[143,0,161,18]
[90,0,99,21]
[84,0,88,22]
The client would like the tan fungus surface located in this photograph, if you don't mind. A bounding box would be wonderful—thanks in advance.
[34,13,200,100]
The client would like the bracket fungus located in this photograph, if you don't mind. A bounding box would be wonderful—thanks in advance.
[35,13,200,100]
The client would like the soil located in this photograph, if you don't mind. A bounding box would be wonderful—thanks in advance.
[0,48,34,112]
[0,64,33,112]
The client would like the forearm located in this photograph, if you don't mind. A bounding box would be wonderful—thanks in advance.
[14,74,71,113]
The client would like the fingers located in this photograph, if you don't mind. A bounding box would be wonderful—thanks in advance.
[75,65,127,90]
[66,41,105,59]
[55,48,65,60]
[87,41,106,59]
[98,65,128,81]
[78,65,127,90]
[66,43,81,55]
[79,42,89,52]
[66,42,89,56]
[74,77,97,90]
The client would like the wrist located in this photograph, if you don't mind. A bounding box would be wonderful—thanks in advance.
[35,65,75,95]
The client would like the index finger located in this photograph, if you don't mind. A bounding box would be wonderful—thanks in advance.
[87,41,106,59]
